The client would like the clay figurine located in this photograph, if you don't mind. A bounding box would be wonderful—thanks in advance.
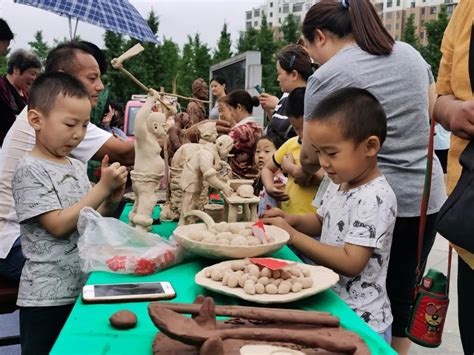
[129,91,167,231]
[160,125,222,222]
[178,135,234,225]
[167,112,191,161]
[187,78,208,125]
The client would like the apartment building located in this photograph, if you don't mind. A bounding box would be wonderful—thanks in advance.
[245,0,457,45]
[375,0,457,44]
[245,0,314,32]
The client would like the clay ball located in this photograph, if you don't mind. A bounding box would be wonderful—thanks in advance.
[237,185,254,198]
[109,310,137,330]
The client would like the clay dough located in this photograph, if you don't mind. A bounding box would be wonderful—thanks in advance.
[237,185,254,198]
[109,310,137,330]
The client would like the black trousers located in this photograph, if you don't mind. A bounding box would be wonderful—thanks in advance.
[458,255,474,355]
[386,214,438,337]
[20,304,74,355]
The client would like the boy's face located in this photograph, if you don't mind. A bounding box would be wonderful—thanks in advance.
[29,95,91,161]
[289,116,303,139]
[307,119,380,187]
[255,139,276,170]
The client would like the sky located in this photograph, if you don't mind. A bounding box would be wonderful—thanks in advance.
[0,0,264,52]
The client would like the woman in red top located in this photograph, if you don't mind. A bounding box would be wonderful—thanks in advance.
[225,90,262,179]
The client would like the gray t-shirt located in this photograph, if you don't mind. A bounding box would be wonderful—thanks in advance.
[318,176,396,333]
[12,155,90,307]
[305,42,446,217]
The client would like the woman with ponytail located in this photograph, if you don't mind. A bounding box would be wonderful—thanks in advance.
[298,1,446,353]
[225,89,262,178]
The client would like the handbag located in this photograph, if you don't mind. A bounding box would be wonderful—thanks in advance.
[436,140,474,252]
[405,118,452,347]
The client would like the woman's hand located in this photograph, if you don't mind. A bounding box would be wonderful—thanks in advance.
[258,93,279,112]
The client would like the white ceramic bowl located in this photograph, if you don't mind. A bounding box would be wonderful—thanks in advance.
[173,223,289,259]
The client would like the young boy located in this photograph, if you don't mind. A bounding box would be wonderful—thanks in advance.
[12,72,128,355]
[261,87,322,215]
[263,88,397,342]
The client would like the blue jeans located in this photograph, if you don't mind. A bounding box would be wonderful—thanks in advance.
[0,237,26,281]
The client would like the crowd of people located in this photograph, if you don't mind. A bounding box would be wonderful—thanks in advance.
[0,0,473,354]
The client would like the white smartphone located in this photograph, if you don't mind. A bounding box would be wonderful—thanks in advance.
[82,281,176,303]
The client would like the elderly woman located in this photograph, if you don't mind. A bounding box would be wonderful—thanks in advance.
[0,49,41,146]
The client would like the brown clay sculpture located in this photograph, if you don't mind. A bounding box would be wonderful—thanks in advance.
[149,296,371,355]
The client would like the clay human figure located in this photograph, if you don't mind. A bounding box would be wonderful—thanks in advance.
[160,122,220,221]
[178,135,234,225]
[129,91,167,230]
[167,112,191,161]
[187,78,208,125]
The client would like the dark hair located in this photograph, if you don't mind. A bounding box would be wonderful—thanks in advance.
[257,135,276,147]
[79,41,107,75]
[309,87,387,145]
[277,44,314,81]
[225,89,259,114]
[303,0,394,56]
[7,49,41,75]
[211,75,227,94]
[45,41,98,74]
[286,87,306,118]
[29,72,89,116]
[0,19,13,41]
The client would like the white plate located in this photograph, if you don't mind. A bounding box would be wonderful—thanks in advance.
[173,223,289,260]
[195,259,339,304]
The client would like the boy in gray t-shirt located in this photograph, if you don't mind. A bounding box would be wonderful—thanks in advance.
[12,72,128,355]
[264,88,396,343]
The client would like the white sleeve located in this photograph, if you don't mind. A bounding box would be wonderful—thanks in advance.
[71,123,112,163]
[0,108,36,257]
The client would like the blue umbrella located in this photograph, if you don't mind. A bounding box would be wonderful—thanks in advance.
[14,0,158,44]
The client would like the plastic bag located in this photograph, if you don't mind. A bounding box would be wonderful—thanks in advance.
[77,207,184,275]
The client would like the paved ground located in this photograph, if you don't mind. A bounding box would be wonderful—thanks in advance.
[0,236,463,355]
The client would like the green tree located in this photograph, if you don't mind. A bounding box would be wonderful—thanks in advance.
[419,5,449,77]
[213,23,232,64]
[103,30,127,103]
[237,27,258,53]
[257,15,279,96]
[281,13,300,45]
[402,14,420,50]
[159,38,180,93]
[177,36,196,97]
[177,34,211,97]
[193,33,212,82]
[28,30,50,67]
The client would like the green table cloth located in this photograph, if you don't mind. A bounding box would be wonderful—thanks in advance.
[51,204,395,354]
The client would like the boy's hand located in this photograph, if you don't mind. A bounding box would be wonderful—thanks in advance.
[263,207,287,220]
[99,155,128,192]
[293,166,314,187]
[107,184,126,204]
[281,153,296,176]
[262,216,296,243]
[266,182,289,201]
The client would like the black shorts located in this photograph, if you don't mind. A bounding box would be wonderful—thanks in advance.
[435,149,448,174]
[386,214,438,337]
